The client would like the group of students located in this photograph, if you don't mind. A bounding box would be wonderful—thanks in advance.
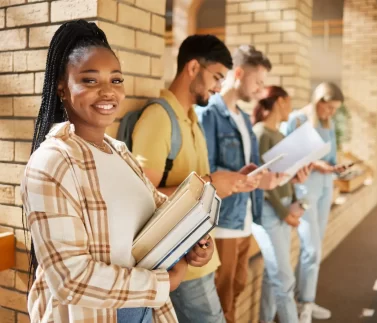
[21,20,345,323]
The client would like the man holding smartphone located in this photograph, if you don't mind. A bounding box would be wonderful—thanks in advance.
[196,45,285,323]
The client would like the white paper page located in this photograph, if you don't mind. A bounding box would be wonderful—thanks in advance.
[278,142,331,186]
[300,142,331,167]
[262,121,329,173]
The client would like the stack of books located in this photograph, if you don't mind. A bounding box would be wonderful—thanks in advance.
[132,172,220,270]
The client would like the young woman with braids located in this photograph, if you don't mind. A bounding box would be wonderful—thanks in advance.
[251,86,310,323]
[21,20,212,323]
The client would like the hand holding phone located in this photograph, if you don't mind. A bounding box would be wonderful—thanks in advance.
[334,160,362,173]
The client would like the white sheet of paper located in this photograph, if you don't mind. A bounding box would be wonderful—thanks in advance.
[362,309,375,317]
[262,121,331,185]
[247,153,286,177]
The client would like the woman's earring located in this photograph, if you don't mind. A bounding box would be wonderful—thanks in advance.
[60,96,69,121]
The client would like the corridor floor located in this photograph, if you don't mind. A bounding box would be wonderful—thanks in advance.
[314,206,377,323]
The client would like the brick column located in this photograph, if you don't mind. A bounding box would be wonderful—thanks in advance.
[342,0,377,171]
[0,1,166,321]
[172,0,203,52]
[163,0,203,85]
[225,0,313,108]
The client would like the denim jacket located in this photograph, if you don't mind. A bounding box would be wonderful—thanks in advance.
[196,94,264,228]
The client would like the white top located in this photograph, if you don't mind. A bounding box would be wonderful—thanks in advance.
[215,110,253,239]
[89,144,156,267]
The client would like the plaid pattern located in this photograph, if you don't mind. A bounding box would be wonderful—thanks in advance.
[21,122,177,323]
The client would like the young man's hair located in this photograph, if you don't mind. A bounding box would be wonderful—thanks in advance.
[176,34,233,74]
[232,45,272,71]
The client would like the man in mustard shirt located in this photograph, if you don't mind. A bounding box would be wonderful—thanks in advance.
[132,35,259,323]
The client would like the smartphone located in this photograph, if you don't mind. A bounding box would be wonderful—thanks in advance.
[247,153,286,177]
[343,160,363,168]
[335,160,363,173]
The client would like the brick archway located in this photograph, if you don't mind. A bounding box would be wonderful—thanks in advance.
[172,0,204,53]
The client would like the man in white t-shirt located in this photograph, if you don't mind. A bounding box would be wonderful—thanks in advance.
[196,45,277,323]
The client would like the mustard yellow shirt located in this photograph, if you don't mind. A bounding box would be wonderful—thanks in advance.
[132,89,221,281]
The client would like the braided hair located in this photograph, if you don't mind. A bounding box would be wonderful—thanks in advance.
[26,20,114,287]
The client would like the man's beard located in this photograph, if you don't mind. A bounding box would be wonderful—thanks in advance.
[239,93,252,103]
[238,88,253,103]
[195,94,209,107]
[189,72,210,107]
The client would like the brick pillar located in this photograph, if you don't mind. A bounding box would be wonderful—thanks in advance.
[165,0,203,84]
[0,0,166,321]
[225,0,313,108]
[172,0,203,51]
[342,0,377,171]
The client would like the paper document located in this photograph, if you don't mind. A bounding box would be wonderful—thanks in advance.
[247,153,286,177]
[262,121,331,185]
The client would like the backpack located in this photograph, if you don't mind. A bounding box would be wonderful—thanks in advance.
[117,98,182,187]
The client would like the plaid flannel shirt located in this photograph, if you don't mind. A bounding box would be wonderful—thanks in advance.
[21,122,178,323]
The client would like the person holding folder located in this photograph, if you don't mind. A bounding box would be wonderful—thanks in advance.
[284,82,345,323]
[252,86,310,323]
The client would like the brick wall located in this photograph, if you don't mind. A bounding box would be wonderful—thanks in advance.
[225,0,313,109]
[100,0,166,137]
[342,0,377,172]
[0,0,166,321]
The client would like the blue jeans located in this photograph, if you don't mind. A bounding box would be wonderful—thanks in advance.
[117,307,152,323]
[295,171,333,303]
[252,197,299,323]
[170,272,226,323]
